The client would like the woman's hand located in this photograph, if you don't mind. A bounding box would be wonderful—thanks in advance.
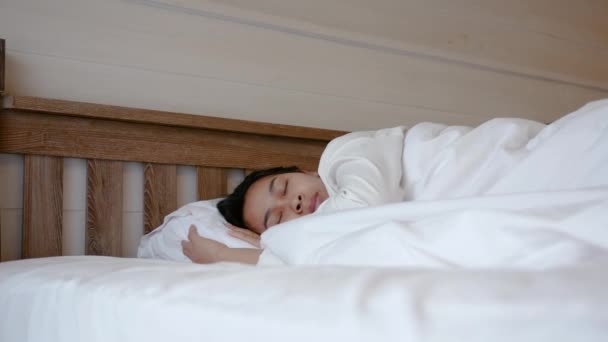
[182,225,228,264]
[226,223,261,248]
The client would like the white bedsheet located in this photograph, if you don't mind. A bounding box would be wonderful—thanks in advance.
[1,256,607,342]
[260,99,608,268]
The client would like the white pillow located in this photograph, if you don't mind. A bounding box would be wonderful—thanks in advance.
[137,198,258,262]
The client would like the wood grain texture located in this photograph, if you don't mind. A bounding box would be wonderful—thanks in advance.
[0,110,329,171]
[0,97,337,259]
[144,163,177,234]
[4,2,606,127]
[5,96,345,141]
[22,155,63,258]
[0,38,4,94]
[199,0,608,89]
[197,167,228,200]
[86,159,123,256]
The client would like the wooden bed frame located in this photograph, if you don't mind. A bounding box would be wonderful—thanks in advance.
[0,39,345,259]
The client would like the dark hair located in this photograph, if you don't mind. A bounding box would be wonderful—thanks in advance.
[218,166,301,229]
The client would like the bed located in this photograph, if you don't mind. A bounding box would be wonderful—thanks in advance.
[1,39,608,341]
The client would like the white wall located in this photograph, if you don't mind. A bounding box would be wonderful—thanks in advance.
[1,0,607,259]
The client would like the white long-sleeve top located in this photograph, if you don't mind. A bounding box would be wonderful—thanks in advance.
[316,126,408,214]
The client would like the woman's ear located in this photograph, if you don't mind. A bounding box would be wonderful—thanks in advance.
[303,170,319,176]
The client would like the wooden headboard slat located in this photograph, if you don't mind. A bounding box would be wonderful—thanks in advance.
[197,167,228,200]
[0,110,326,171]
[3,96,346,141]
[0,39,4,95]
[86,159,123,256]
[23,155,63,258]
[144,164,177,234]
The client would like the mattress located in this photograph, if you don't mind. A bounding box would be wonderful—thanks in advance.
[1,256,607,342]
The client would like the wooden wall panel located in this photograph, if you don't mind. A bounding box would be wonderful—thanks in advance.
[208,0,608,87]
[2,0,606,130]
[22,155,62,258]
[86,159,123,256]
[197,167,228,200]
[144,164,177,234]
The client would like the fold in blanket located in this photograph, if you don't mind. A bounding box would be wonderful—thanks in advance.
[260,100,608,267]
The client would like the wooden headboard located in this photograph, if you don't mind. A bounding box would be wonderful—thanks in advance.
[0,93,345,260]
[0,38,4,95]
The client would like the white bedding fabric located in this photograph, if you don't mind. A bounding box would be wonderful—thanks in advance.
[260,99,608,267]
[402,99,608,200]
[2,102,607,342]
[137,198,257,262]
[259,188,608,268]
[1,256,607,342]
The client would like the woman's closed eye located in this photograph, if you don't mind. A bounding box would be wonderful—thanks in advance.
[270,179,288,226]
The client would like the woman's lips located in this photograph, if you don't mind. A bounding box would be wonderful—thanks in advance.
[309,192,319,213]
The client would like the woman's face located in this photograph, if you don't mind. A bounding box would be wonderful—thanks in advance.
[243,171,328,234]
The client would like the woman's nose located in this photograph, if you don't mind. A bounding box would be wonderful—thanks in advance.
[293,195,303,213]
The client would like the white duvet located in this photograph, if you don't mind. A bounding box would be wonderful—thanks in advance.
[1,256,607,342]
[259,99,608,267]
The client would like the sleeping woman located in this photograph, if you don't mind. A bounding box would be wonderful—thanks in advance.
[182,99,608,265]
[182,126,408,264]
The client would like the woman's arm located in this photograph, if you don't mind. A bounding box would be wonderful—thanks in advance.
[181,225,261,264]
[318,126,407,211]
[217,247,262,264]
